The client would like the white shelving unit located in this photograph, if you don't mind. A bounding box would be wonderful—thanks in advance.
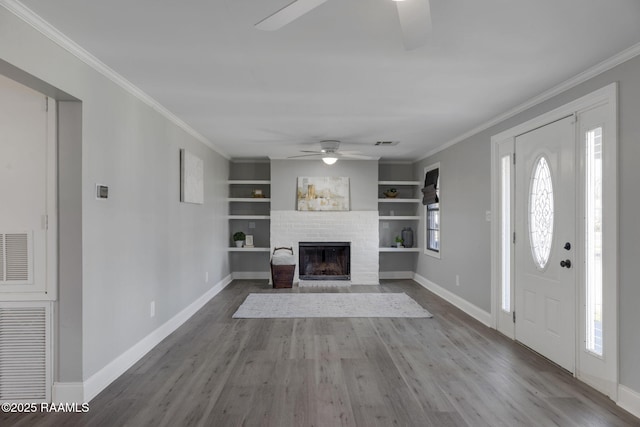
[379,216,420,220]
[228,179,271,252]
[378,198,421,203]
[379,247,421,253]
[227,197,271,203]
[228,247,271,252]
[226,215,270,220]
[378,180,421,252]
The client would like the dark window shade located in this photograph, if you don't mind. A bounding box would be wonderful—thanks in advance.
[422,168,439,205]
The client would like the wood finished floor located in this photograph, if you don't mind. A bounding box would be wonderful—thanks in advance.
[2,279,638,427]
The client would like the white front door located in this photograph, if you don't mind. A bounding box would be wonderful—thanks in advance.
[514,116,575,372]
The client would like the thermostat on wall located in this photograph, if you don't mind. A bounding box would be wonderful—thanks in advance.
[96,184,109,199]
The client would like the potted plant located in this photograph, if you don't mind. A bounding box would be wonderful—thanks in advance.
[233,231,246,248]
[384,188,398,198]
[395,236,404,248]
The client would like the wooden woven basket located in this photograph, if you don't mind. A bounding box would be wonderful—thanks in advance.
[271,247,295,289]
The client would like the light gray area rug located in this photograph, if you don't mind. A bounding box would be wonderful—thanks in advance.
[232,292,433,319]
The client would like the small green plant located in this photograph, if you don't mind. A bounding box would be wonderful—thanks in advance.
[395,236,403,243]
[233,231,246,242]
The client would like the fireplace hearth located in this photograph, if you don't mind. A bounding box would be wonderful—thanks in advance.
[299,242,350,280]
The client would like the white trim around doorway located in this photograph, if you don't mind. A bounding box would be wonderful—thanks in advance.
[490,83,618,399]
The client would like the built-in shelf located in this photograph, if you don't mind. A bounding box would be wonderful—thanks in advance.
[228,173,271,256]
[227,180,271,185]
[378,181,421,186]
[228,215,270,220]
[378,178,420,255]
[379,247,421,252]
[378,198,421,203]
[228,247,271,252]
[228,197,271,202]
[379,216,420,220]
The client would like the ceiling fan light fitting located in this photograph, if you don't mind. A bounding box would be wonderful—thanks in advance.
[322,156,338,165]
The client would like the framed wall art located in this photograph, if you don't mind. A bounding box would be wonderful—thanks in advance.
[180,149,204,204]
[297,176,349,211]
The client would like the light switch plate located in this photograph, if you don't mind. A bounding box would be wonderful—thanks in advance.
[96,184,109,199]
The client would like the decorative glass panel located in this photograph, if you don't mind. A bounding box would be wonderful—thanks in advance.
[529,157,554,269]
[501,155,511,312]
[585,127,603,356]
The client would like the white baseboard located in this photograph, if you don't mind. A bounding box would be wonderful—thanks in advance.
[618,385,640,419]
[83,274,233,402]
[52,382,84,404]
[232,271,270,280]
[380,271,415,280]
[413,273,492,326]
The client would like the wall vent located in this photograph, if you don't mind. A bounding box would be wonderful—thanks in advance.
[0,232,32,285]
[0,235,4,283]
[0,303,50,402]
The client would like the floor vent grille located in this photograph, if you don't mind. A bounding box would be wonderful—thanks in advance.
[0,304,49,402]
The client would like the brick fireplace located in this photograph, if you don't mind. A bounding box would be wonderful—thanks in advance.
[270,211,379,286]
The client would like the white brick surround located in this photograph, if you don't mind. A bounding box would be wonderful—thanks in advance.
[270,211,379,285]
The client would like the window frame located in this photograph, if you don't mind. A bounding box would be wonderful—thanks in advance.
[423,163,441,259]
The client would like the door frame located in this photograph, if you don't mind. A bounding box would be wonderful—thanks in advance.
[490,83,618,397]
[0,92,57,301]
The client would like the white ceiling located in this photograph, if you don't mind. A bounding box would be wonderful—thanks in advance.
[17,0,640,160]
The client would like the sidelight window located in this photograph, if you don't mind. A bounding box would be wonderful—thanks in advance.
[500,155,511,312]
[585,127,603,356]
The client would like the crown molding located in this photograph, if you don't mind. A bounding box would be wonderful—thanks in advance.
[268,156,380,161]
[378,160,414,165]
[417,41,640,161]
[1,0,229,159]
[230,158,271,164]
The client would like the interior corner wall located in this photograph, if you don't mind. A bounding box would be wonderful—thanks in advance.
[414,54,640,396]
[0,7,230,383]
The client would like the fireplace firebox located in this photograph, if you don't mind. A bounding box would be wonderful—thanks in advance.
[298,242,350,280]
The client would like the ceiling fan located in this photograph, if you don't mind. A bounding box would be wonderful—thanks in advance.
[288,140,377,164]
[255,0,432,50]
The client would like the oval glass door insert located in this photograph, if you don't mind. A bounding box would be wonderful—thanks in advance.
[529,156,554,269]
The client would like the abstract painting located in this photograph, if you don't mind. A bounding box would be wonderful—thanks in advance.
[297,176,349,211]
[180,149,204,204]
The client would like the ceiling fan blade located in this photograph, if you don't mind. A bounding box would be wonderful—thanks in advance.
[287,153,322,158]
[255,0,329,31]
[395,0,432,50]
[300,150,323,153]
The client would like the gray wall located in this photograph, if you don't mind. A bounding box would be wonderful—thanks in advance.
[414,139,491,310]
[1,8,230,381]
[57,101,83,383]
[270,159,378,211]
[415,54,640,395]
